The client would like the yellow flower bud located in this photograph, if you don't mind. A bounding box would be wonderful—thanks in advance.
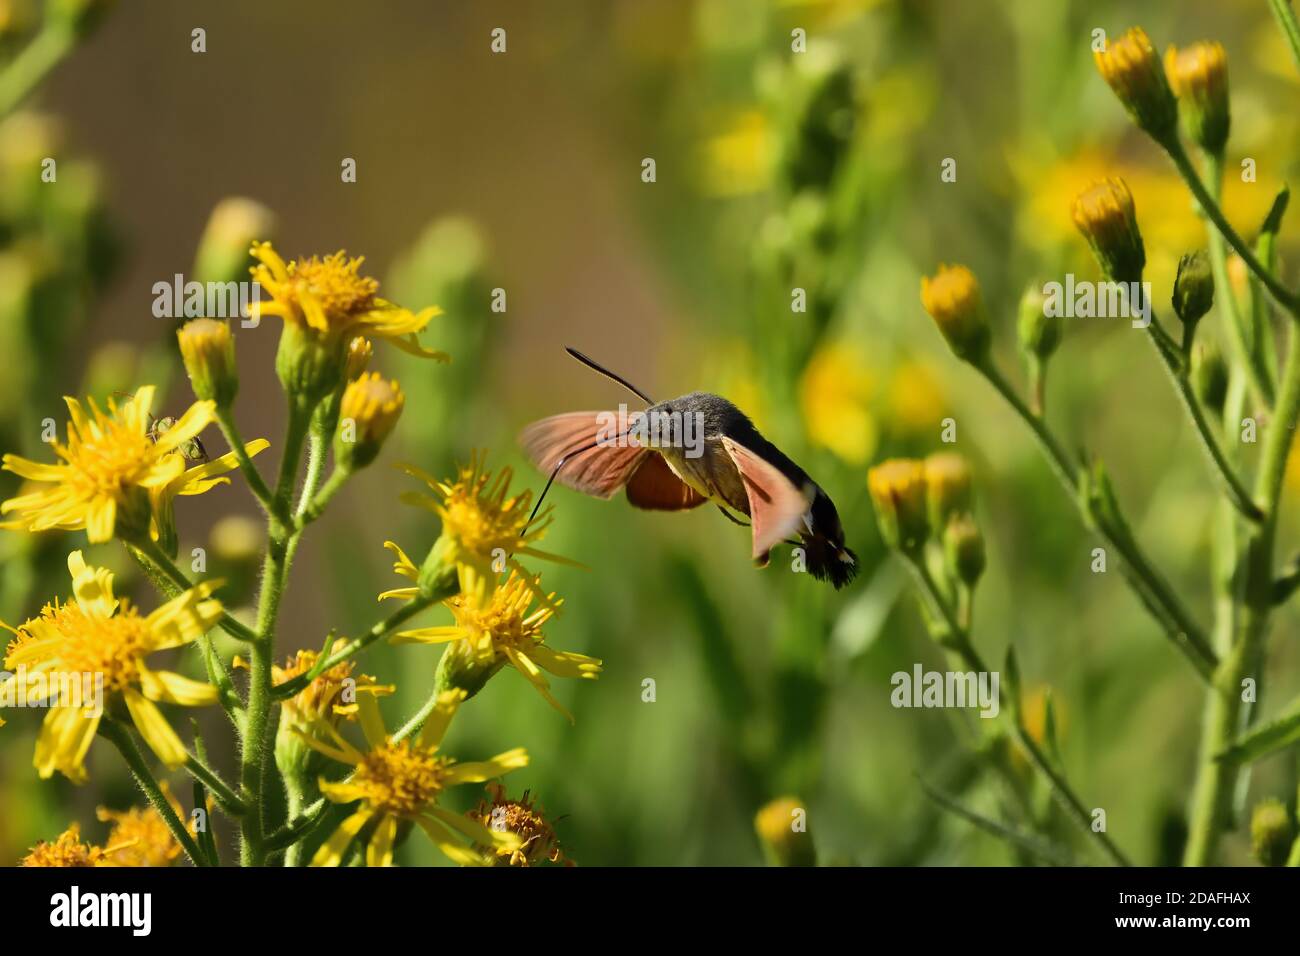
[920,264,991,362]
[177,318,238,406]
[754,796,815,867]
[1071,178,1146,284]
[345,335,373,380]
[335,372,404,471]
[868,459,928,555]
[1094,27,1178,147]
[1164,42,1229,156]
[923,452,972,531]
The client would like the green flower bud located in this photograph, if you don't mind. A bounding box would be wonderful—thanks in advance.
[1191,343,1228,416]
[943,513,986,587]
[1172,250,1214,337]
[1250,798,1292,867]
[1018,283,1062,360]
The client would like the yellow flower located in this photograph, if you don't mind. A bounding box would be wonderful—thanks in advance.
[799,341,878,465]
[468,782,569,867]
[1093,26,1178,146]
[300,692,527,867]
[1071,178,1146,283]
[0,550,221,782]
[396,569,601,722]
[96,783,189,867]
[0,386,268,544]
[19,823,110,867]
[867,459,928,554]
[247,241,445,360]
[920,264,991,361]
[335,372,405,471]
[698,109,774,197]
[177,318,238,406]
[1164,41,1230,154]
[394,452,581,607]
[922,452,972,530]
[754,796,815,867]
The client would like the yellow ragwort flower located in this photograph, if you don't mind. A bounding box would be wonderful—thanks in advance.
[336,372,405,471]
[0,551,221,782]
[396,569,601,722]
[1094,26,1178,146]
[0,385,268,544]
[1164,41,1230,155]
[247,241,446,360]
[300,692,527,867]
[1071,177,1146,283]
[96,782,189,867]
[468,782,570,867]
[922,451,973,531]
[393,452,581,607]
[867,458,929,555]
[920,264,991,361]
[19,824,110,867]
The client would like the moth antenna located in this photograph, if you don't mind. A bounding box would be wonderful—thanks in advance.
[565,347,656,406]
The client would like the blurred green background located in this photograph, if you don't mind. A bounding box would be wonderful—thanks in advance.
[1,0,1298,865]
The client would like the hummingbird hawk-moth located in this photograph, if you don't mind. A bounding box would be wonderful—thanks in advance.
[519,348,858,588]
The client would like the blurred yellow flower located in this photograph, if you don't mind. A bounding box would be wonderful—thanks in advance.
[887,359,947,435]
[96,783,189,867]
[301,692,527,867]
[699,110,774,197]
[799,341,877,464]
[0,550,221,782]
[0,385,267,544]
[19,823,109,867]
[396,569,601,723]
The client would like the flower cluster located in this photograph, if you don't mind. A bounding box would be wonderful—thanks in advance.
[0,238,576,867]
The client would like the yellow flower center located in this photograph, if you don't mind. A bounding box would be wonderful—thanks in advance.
[440,465,537,557]
[62,419,156,502]
[286,252,378,323]
[40,600,152,693]
[353,740,449,816]
[21,826,105,867]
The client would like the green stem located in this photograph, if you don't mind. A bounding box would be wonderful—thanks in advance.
[184,753,247,816]
[214,405,277,517]
[1185,322,1300,864]
[1167,140,1299,314]
[1268,0,1300,74]
[100,719,207,867]
[906,556,1132,866]
[1144,307,1263,522]
[238,397,313,866]
[125,536,258,644]
[0,24,76,118]
[1205,151,1275,408]
[976,355,1214,681]
[296,467,350,529]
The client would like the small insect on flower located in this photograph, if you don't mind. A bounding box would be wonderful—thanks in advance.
[19,824,111,868]
[469,783,571,866]
[298,692,528,867]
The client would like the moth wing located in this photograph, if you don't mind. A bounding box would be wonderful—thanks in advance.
[720,435,810,559]
[519,411,646,499]
[625,453,707,511]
